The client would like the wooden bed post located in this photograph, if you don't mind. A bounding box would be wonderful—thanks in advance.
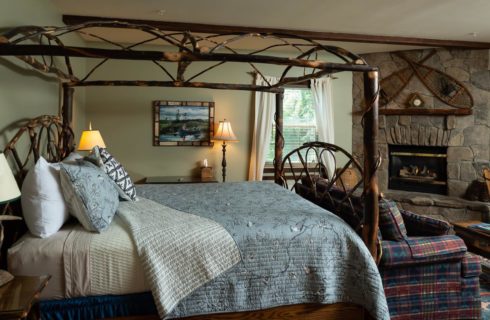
[62,83,74,126]
[362,70,380,262]
[274,91,284,185]
[61,83,75,155]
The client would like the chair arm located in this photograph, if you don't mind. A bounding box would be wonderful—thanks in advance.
[380,235,467,268]
[400,209,451,236]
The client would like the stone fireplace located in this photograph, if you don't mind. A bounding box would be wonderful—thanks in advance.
[352,48,490,222]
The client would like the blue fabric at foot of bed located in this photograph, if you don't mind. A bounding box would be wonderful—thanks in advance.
[39,292,157,320]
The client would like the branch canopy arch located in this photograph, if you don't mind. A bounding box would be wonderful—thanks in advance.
[0,21,381,260]
[0,21,377,91]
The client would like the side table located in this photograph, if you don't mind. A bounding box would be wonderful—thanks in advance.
[0,275,50,320]
[144,176,218,184]
[452,220,490,278]
[452,220,490,259]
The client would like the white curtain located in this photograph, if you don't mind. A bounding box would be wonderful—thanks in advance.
[248,75,278,181]
[310,77,335,177]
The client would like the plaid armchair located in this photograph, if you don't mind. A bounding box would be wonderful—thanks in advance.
[378,203,481,320]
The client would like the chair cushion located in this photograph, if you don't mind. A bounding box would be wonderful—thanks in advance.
[379,199,407,241]
[400,209,451,236]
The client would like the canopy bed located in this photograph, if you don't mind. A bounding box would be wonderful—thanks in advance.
[0,21,382,320]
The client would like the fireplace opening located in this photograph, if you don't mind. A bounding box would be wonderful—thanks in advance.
[388,145,447,195]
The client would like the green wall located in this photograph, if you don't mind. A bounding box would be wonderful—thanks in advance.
[0,0,86,153]
[85,51,353,182]
[0,3,353,181]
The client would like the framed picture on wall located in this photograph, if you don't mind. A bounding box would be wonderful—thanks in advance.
[152,100,215,146]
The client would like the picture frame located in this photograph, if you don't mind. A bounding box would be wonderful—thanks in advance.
[153,101,215,146]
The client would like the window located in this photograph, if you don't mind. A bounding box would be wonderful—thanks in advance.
[266,88,317,164]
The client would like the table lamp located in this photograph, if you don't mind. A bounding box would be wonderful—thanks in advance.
[0,153,20,211]
[78,122,106,151]
[213,120,238,182]
[0,152,22,286]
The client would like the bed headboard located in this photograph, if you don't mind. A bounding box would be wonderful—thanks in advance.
[1,115,74,268]
[4,115,74,180]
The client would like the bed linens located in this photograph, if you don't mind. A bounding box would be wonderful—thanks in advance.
[136,182,389,320]
[8,224,73,299]
[9,182,389,320]
[117,198,241,318]
[8,217,148,300]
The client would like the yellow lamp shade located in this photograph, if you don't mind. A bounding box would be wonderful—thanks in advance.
[78,122,106,151]
[0,153,21,204]
[213,120,238,142]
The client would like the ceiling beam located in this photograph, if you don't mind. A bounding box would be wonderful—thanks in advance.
[62,15,490,49]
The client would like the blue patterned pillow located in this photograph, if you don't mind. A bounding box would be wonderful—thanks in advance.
[60,160,119,232]
[379,198,407,241]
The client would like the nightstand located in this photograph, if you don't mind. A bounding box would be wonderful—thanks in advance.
[0,275,50,320]
[144,176,218,184]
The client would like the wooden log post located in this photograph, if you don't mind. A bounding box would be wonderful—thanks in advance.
[62,83,73,125]
[61,83,75,156]
[362,70,380,262]
[274,91,284,185]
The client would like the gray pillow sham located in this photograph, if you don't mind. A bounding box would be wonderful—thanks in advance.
[60,160,119,232]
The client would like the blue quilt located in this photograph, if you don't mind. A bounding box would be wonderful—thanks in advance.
[136,182,389,320]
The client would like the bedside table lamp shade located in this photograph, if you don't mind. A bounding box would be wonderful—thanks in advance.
[0,153,20,204]
[213,120,238,183]
[0,153,21,288]
[78,122,106,151]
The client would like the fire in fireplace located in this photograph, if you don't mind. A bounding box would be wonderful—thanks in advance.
[388,145,447,195]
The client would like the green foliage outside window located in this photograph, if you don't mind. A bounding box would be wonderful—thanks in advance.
[266,88,317,163]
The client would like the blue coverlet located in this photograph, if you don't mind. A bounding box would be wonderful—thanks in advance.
[136,182,389,320]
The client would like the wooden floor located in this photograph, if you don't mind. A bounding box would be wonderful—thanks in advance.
[109,302,371,320]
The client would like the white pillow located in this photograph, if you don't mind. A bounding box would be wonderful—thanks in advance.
[21,157,69,238]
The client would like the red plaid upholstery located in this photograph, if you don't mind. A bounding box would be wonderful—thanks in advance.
[379,207,481,319]
[462,252,482,278]
[379,199,407,241]
[401,210,451,236]
[407,235,467,259]
[381,254,481,320]
[381,236,467,268]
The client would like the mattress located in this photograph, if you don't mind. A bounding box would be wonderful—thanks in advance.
[8,216,149,300]
[8,224,70,299]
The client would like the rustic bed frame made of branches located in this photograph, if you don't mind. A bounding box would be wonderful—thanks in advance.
[0,21,380,320]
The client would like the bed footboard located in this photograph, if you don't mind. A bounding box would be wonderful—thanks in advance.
[279,139,381,263]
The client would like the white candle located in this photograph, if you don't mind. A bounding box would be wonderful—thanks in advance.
[203,159,208,167]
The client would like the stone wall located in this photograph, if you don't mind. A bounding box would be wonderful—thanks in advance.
[352,48,490,197]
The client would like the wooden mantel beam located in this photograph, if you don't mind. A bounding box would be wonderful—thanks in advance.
[63,14,490,49]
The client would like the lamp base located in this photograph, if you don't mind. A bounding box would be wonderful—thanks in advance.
[221,142,227,182]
